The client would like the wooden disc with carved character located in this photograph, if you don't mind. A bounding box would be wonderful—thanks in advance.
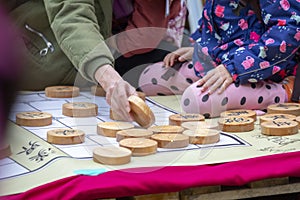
[116,128,153,142]
[218,117,254,132]
[47,128,85,145]
[0,144,11,159]
[148,125,184,134]
[150,133,189,148]
[97,122,134,137]
[259,113,297,124]
[267,103,300,116]
[93,146,132,165]
[220,109,257,121]
[109,92,146,121]
[183,129,220,144]
[45,86,80,98]
[62,102,98,117]
[119,138,157,156]
[16,111,52,127]
[181,121,219,130]
[91,85,106,96]
[128,95,155,128]
[169,113,205,126]
[261,119,299,136]
[110,92,146,120]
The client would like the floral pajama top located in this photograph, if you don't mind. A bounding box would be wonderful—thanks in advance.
[191,0,300,84]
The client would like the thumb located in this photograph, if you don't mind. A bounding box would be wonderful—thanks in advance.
[178,56,185,62]
[178,52,190,62]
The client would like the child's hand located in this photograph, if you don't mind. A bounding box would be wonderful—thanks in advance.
[163,47,193,67]
[197,64,233,94]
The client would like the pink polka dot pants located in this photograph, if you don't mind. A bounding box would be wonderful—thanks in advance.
[138,61,198,96]
[181,81,287,118]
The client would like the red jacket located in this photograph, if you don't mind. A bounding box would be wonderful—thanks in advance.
[114,0,184,57]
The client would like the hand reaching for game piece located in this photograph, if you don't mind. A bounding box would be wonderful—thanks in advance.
[197,64,233,95]
[163,47,193,67]
[95,64,137,121]
[106,80,138,121]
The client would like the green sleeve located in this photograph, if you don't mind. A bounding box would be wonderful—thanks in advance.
[43,0,114,83]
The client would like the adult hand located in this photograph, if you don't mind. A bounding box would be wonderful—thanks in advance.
[197,64,233,94]
[106,80,137,121]
[95,65,137,121]
[163,47,193,67]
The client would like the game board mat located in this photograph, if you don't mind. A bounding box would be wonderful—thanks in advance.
[0,93,299,198]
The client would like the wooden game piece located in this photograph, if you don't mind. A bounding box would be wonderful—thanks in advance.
[150,133,189,148]
[116,128,153,142]
[119,138,157,156]
[261,119,299,136]
[97,122,135,137]
[137,91,146,101]
[0,144,11,159]
[220,109,257,121]
[218,117,254,132]
[148,125,184,134]
[91,85,106,96]
[183,129,220,145]
[93,146,132,165]
[45,86,80,98]
[259,113,297,124]
[16,111,52,127]
[128,95,155,128]
[267,103,300,116]
[181,121,219,130]
[169,113,205,126]
[62,102,98,117]
[109,92,146,120]
[47,128,85,145]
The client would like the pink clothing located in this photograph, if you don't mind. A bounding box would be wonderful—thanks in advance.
[138,61,287,117]
[115,0,186,57]
[182,81,286,118]
[3,151,300,199]
[138,61,198,96]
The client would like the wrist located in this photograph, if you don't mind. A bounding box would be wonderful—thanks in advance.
[94,64,122,91]
[107,36,119,52]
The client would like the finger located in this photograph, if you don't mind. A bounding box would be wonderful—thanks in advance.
[217,78,232,94]
[163,54,172,67]
[105,87,113,105]
[178,51,189,61]
[201,74,218,92]
[111,97,132,121]
[197,73,212,89]
[169,54,178,67]
[110,85,133,121]
[197,79,205,87]
[208,77,224,94]
[164,54,174,67]
[200,72,214,90]
[122,104,133,121]
[178,51,191,62]
[178,55,186,62]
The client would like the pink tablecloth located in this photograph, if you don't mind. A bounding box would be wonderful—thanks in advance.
[3,151,300,200]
